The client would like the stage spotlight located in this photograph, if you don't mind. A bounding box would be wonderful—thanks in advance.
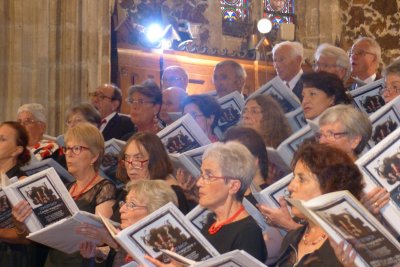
[145,24,163,43]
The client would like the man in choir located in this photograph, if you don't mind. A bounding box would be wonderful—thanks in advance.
[159,86,188,125]
[161,66,189,91]
[212,60,247,98]
[313,43,351,83]
[349,37,382,90]
[89,83,135,141]
[272,41,304,100]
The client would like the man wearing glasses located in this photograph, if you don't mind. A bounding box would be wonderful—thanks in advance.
[349,37,382,90]
[89,84,135,141]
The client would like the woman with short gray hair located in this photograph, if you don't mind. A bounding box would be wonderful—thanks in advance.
[317,104,372,160]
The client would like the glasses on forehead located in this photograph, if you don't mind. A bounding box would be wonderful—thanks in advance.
[315,131,349,141]
[119,200,147,210]
[89,92,113,101]
[122,155,149,169]
[62,145,90,155]
[17,119,39,127]
[198,172,237,185]
[125,98,154,106]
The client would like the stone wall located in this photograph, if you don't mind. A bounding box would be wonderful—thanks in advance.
[339,0,400,64]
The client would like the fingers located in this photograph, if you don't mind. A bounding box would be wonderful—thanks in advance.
[361,187,390,215]
[12,200,32,223]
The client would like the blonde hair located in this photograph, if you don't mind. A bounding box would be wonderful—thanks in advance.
[126,180,178,213]
[64,122,104,171]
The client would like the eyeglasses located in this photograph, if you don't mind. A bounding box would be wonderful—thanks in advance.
[62,145,90,155]
[312,62,339,71]
[241,108,263,116]
[348,50,375,57]
[185,112,205,120]
[119,200,147,210]
[198,172,236,185]
[125,98,154,106]
[18,119,39,127]
[379,84,400,95]
[65,119,85,127]
[163,76,185,83]
[315,131,349,141]
[89,92,113,101]
[122,155,149,169]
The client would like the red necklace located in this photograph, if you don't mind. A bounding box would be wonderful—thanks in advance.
[70,173,98,200]
[302,227,327,246]
[208,206,245,235]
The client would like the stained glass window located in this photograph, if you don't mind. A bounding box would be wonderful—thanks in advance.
[264,0,294,28]
[220,0,251,37]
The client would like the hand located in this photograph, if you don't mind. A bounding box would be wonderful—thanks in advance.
[75,223,118,249]
[257,197,302,231]
[79,241,97,258]
[329,238,357,267]
[12,200,32,235]
[360,187,389,215]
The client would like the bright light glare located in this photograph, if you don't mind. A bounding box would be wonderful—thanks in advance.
[146,24,163,43]
[257,18,272,34]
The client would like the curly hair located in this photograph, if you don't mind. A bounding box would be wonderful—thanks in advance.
[291,142,364,200]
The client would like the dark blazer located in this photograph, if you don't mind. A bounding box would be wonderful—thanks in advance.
[348,73,382,91]
[292,79,303,101]
[102,113,136,141]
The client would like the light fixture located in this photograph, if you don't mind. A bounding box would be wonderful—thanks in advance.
[255,18,273,50]
[257,18,273,34]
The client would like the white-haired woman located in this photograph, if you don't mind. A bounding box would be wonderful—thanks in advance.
[146,142,268,266]
[16,103,64,163]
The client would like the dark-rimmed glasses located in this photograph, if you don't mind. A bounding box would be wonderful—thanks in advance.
[62,145,90,155]
[119,200,147,210]
[122,156,149,169]
[348,50,375,57]
[125,98,154,106]
[198,172,237,185]
[315,131,349,141]
[89,92,113,101]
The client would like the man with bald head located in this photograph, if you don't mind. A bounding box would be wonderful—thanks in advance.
[162,66,189,91]
[89,83,135,141]
[272,41,304,99]
[213,60,247,98]
[349,37,382,89]
[159,86,188,125]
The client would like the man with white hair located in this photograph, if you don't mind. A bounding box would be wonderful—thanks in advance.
[213,60,247,98]
[161,66,189,91]
[349,37,382,89]
[17,103,64,162]
[313,43,351,82]
[272,41,304,99]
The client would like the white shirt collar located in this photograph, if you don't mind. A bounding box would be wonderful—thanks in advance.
[361,73,377,84]
[286,69,303,90]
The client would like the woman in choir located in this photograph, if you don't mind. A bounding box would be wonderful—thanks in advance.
[113,132,189,218]
[181,94,222,142]
[123,81,163,139]
[273,142,364,266]
[77,179,178,267]
[16,103,64,162]
[0,121,47,267]
[301,71,350,121]
[13,122,117,266]
[240,94,292,148]
[146,141,268,266]
[57,102,102,146]
[381,58,400,104]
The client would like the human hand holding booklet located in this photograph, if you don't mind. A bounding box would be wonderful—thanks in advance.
[100,202,219,267]
[286,190,400,267]
[2,167,104,254]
